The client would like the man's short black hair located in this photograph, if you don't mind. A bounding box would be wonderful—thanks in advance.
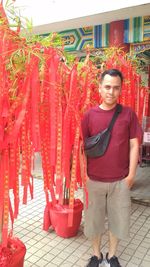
[101,69,123,83]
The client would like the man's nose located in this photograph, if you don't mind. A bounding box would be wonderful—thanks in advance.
[109,88,114,94]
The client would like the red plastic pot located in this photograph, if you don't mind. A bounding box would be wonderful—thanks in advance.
[0,237,26,267]
[43,199,83,238]
[49,199,83,238]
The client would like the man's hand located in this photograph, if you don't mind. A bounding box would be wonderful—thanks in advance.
[125,138,139,189]
[125,176,134,189]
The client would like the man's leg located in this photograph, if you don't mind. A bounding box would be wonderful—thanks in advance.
[105,180,131,266]
[86,235,103,267]
[104,231,122,266]
[108,231,118,258]
[92,234,102,258]
[84,180,106,266]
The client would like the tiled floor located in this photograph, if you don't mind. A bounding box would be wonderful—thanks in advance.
[131,165,150,205]
[13,163,150,267]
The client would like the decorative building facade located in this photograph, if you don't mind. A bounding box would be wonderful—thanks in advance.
[58,16,150,52]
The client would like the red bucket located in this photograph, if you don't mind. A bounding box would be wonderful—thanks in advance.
[50,199,83,238]
[0,237,26,267]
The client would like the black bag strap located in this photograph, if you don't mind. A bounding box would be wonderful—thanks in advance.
[108,104,122,131]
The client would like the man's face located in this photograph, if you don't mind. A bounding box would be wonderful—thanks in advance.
[99,74,122,107]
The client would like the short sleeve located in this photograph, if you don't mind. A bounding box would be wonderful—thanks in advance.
[81,112,90,140]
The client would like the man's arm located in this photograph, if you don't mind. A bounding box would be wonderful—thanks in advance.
[79,140,90,182]
[125,138,139,188]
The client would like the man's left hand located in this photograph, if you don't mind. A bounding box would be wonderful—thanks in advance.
[125,176,134,189]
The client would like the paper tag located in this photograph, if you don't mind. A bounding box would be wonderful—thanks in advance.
[143,132,150,143]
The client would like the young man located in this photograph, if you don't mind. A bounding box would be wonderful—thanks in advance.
[81,69,142,267]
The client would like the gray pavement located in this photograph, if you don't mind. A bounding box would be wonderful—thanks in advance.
[131,165,150,206]
[13,154,150,267]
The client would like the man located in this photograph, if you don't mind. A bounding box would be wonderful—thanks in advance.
[81,69,142,267]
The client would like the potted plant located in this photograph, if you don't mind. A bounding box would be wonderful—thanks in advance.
[42,50,99,237]
[0,0,85,243]
[0,5,30,267]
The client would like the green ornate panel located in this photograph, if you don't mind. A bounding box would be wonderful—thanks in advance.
[144,16,150,41]
[59,27,93,51]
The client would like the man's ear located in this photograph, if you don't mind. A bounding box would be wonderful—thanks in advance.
[119,88,122,96]
[99,84,101,94]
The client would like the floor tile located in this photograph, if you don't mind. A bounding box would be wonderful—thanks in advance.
[12,162,150,267]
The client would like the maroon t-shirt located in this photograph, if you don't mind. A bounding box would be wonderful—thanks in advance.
[81,105,142,182]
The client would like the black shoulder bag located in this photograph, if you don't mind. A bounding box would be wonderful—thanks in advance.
[84,104,122,158]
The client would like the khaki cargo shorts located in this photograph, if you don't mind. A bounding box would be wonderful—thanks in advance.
[84,178,131,240]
